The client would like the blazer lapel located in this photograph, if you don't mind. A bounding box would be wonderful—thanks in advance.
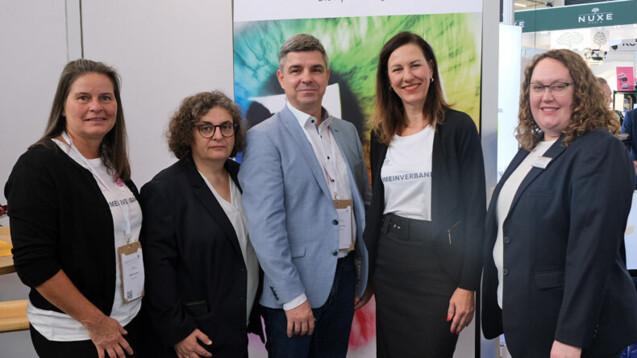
[331,120,366,229]
[184,157,242,256]
[508,137,567,214]
[330,120,354,177]
[488,147,529,215]
[279,107,332,200]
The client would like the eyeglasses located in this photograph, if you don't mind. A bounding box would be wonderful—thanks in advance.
[195,121,237,138]
[528,82,573,97]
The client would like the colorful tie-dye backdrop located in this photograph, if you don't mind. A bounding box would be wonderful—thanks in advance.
[234,14,482,138]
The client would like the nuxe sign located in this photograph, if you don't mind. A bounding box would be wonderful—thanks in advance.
[578,8,613,25]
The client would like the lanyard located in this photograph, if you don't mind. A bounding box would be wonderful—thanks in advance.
[61,132,132,241]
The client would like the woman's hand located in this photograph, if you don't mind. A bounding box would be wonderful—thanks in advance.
[447,287,475,334]
[84,315,133,358]
[34,270,136,358]
[550,340,582,358]
[354,284,374,310]
[174,329,212,358]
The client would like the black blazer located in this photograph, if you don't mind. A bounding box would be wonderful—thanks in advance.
[140,156,263,358]
[482,130,637,357]
[364,109,486,290]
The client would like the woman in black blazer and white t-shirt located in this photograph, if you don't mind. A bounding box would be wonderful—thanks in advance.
[356,32,486,358]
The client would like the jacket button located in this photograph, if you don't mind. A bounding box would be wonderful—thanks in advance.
[503,237,510,244]
[332,250,338,256]
[503,268,509,276]
[332,219,339,225]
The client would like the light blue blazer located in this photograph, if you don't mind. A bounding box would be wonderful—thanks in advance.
[238,106,369,309]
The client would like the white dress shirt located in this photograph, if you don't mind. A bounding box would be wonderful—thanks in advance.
[283,102,355,310]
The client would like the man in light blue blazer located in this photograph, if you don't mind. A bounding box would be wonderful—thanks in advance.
[238,34,369,358]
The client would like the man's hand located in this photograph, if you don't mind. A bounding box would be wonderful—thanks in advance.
[284,300,315,337]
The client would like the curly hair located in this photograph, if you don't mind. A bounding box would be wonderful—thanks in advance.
[516,49,619,151]
[373,31,449,145]
[33,59,131,181]
[167,91,245,159]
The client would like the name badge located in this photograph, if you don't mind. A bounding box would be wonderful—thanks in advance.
[532,156,552,169]
[117,241,144,303]
[334,199,354,252]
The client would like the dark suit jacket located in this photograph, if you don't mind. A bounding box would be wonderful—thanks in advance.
[364,109,486,290]
[140,156,263,358]
[482,130,637,357]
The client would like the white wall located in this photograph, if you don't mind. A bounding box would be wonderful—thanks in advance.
[81,0,235,187]
[0,0,69,217]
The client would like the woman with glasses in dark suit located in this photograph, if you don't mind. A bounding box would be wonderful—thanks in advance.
[482,49,637,358]
[140,91,262,358]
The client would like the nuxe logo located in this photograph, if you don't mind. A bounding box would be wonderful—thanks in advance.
[578,8,613,25]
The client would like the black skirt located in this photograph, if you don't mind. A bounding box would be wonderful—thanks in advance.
[374,213,459,358]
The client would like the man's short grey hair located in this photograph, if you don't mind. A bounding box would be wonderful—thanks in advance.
[597,76,608,85]
[278,34,329,71]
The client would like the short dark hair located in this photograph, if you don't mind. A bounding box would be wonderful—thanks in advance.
[33,59,131,181]
[167,91,245,159]
[278,34,329,71]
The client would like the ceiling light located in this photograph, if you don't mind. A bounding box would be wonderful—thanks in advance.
[515,3,528,7]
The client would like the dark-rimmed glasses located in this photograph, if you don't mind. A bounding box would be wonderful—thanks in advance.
[528,82,573,97]
[195,121,237,138]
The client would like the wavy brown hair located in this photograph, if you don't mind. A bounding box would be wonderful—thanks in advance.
[372,32,449,145]
[517,49,619,150]
[33,59,131,181]
[167,91,245,159]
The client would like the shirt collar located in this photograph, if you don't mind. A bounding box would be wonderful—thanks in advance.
[286,102,331,131]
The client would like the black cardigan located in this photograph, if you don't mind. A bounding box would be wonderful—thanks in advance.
[364,108,486,290]
[5,141,139,315]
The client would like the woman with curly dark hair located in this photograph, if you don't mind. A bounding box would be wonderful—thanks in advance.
[140,91,262,358]
[482,49,637,357]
